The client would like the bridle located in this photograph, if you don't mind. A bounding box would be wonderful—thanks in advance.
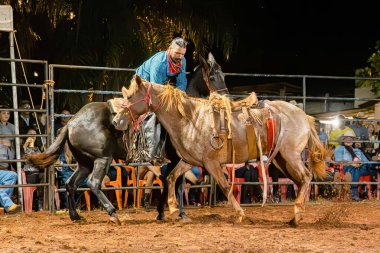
[121,82,161,131]
[201,66,229,94]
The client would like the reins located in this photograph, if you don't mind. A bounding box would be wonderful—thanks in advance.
[121,82,162,131]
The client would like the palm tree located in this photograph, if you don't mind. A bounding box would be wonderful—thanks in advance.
[1,0,238,111]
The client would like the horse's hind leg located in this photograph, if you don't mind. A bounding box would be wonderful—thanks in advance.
[277,152,312,227]
[66,165,91,221]
[87,157,120,225]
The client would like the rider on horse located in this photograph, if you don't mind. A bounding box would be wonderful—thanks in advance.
[136,37,188,91]
[132,37,189,208]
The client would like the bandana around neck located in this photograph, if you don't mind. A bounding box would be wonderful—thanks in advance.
[167,49,183,75]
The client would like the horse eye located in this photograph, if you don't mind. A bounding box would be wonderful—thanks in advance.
[209,76,215,81]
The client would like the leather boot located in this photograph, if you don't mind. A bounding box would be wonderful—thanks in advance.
[143,193,150,209]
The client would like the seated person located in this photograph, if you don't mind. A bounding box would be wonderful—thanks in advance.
[18,100,37,134]
[268,163,296,202]
[22,128,44,210]
[54,109,71,136]
[0,105,15,170]
[56,130,88,209]
[138,165,161,209]
[329,115,354,148]
[185,166,205,206]
[0,169,21,214]
[334,130,377,201]
[235,162,263,203]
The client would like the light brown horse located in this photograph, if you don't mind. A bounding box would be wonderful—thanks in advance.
[112,75,326,226]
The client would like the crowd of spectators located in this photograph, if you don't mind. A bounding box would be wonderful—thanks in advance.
[323,112,380,201]
[0,99,74,214]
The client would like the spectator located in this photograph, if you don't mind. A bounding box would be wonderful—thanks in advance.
[334,130,377,201]
[22,128,44,211]
[0,170,21,214]
[349,112,369,141]
[35,112,47,152]
[55,128,87,209]
[0,105,15,170]
[329,115,354,147]
[18,100,37,134]
[268,163,296,202]
[138,166,161,209]
[365,123,378,156]
[235,162,263,203]
[185,166,203,206]
[54,109,71,136]
[316,121,328,146]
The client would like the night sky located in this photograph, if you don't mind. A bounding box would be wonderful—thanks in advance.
[224,1,379,76]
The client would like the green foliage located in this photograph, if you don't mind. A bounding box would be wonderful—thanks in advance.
[0,0,237,111]
[355,41,380,94]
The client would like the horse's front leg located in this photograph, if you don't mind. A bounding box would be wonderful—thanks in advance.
[203,159,245,223]
[166,160,192,219]
[87,158,121,225]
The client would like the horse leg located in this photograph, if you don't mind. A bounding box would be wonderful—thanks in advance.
[278,152,312,227]
[204,159,245,222]
[87,157,121,225]
[157,162,189,221]
[66,165,90,221]
[156,171,167,221]
[166,161,192,219]
[176,175,191,221]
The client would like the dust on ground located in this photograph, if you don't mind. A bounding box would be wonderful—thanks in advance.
[1,201,379,253]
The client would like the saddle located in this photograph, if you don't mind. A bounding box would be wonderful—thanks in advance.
[208,92,264,164]
[230,92,259,109]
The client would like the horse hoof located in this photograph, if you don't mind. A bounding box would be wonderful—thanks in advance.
[170,209,180,220]
[288,218,301,227]
[109,216,121,225]
[70,215,85,221]
[234,215,243,224]
[156,213,166,221]
[179,214,192,223]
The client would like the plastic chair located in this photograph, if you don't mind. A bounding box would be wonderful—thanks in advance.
[136,171,162,208]
[121,163,162,208]
[359,175,372,200]
[123,164,137,208]
[21,170,37,214]
[83,191,91,211]
[104,159,127,210]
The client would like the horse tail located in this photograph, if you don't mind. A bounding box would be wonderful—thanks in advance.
[25,125,68,169]
[307,116,327,180]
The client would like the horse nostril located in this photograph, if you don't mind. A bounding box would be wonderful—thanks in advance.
[112,120,117,126]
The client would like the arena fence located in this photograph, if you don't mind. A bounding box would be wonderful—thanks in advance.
[1,58,380,213]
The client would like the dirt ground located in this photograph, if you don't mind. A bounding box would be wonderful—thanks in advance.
[1,200,379,253]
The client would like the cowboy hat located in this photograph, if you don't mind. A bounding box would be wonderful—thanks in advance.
[353,111,368,119]
[337,130,358,142]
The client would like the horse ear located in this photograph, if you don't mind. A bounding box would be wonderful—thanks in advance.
[199,55,208,68]
[207,52,215,68]
[122,87,129,98]
[135,74,143,86]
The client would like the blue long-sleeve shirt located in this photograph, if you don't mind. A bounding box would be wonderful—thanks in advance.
[334,145,368,162]
[136,51,187,91]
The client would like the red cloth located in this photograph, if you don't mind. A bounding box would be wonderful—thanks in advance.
[167,49,182,75]
[266,118,276,151]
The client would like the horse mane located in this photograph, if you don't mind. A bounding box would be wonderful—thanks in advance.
[158,85,189,118]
